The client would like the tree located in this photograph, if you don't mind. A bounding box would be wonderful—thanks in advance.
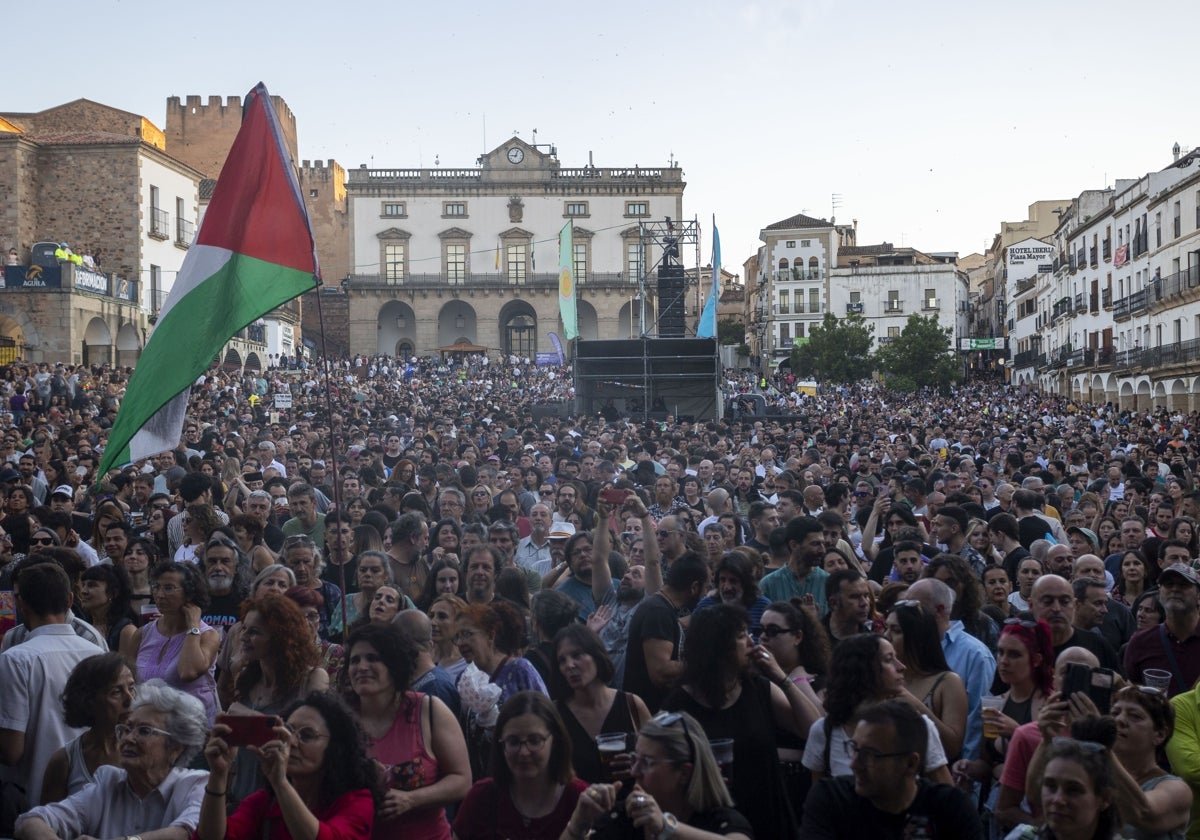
[716,317,745,346]
[876,313,962,392]
[789,312,875,383]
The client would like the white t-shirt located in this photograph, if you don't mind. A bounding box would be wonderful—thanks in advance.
[802,712,948,777]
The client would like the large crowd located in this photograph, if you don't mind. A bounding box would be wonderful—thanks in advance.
[1,352,1200,840]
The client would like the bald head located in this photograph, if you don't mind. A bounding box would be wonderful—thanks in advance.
[1073,554,1105,582]
[394,609,433,651]
[906,577,955,628]
[706,488,730,514]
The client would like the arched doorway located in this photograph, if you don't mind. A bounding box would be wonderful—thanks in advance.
[377,300,417,356]
[577,300,599,341]
[224,348,242,371]
[396,341,414,359]
[83,317,112,366]
[437,301,477,347]
[499,300,537,359]
[115,322,141,367]
[245,353,263,373]
[0,312,27,364]
[618,299,655,339]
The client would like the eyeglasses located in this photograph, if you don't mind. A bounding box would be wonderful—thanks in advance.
[150,583,181,594]
[845,740,911,762]
[759,624,796,639]
[656,530,677,539]
[115,723,172,741]
[285,724,329,744]
[502,733,550,752]
[453,629,478,642]
[650,711,696,765]
[539,489,554,495]
[630,752,677,771]
[30,537,57,547]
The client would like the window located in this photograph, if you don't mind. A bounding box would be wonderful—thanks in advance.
[382,202,406,218]
[888,326,900,338]
[1174,201,1182,238]
[565,202,589,217]
[785,240,796,248]
[849,291,861,304]
[506,244,528,284]
[626,242,645,280]
[443,202,467,218]
[809,288,820,313]
[795,322,805,338]
[794,290,804,313]
[384,244,406,283]
[150,264,162,312]
[779,323,790,344]
[887,290,901,312]
[1156,212,1162,249]
[309,189,318,198]
[625,202,649,217]
[778,290,790,315]
[924,288,937,308]
[174,197,193,247]
[801,240,811,248]
[573,242,588,280]
[445,244,466,284]
[149,185,168,239]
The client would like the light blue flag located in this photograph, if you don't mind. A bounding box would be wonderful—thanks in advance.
[697,216,721,338]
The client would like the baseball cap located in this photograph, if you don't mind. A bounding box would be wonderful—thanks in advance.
[51,484,75,499]
[1160,563,1200,588]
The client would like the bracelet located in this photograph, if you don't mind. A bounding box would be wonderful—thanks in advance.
[775,675,792,688]
[205,787,226,797]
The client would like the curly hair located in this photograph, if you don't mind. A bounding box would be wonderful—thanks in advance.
[713,552,761,608]
[765,598,832,676]
[459,600,526,655]
[80,563,138,627]
[824,633,889,726]
[924,552,985,625]
[235,595,321,703]
[343,622,419,718]
[150,559,210,610]
[61,652,133,728]
[281,691,384,808]
[682,603,750,709]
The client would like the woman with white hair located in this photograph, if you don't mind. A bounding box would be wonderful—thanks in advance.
[15,679,209,840]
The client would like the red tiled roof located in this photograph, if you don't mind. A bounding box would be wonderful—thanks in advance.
[765,212,831,231]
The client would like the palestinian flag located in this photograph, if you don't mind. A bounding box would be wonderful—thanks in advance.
[97,82,319,478]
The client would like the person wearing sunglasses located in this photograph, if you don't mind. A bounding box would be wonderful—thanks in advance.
[16,679,208,840]
[565,709,753,840]
[200,691,381,840]
[454,691,585,840]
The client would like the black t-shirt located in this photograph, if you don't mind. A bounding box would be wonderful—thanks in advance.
[801,776,982,840]
[203,590,244,640]
[1002,546,1031,585]
[1055,627,1123,674]
[622,592,680,713]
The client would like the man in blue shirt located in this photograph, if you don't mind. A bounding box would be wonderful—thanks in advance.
[760,516,830,617]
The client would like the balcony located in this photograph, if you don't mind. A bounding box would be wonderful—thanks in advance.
[1013,349,1039,368]
[149,207,170,240]
[1016,277,1036,294]
[885,300,904,314]
[1074,293,1086,313]
[1153,264,1200,301]
[923,298,940,310]
[1102,288,1112,308]
[846,302,864,314]
[175,218,194,248]
[347,271,635,290]
[1102,240,1111,261]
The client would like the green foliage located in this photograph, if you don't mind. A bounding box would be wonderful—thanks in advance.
[716,318,745,346]
[789,313,875,383]
[876,313,962,392]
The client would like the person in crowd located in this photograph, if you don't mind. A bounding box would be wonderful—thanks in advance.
[121,560,221,725]
[984,565,1018,620]
[1112,549,1152,607]
[122,536,159,618]
[39,652,136,803]
[343,550,405,626]
[199,691,381,840]
[226,595,330,805]
[527,589,582,690]
[1132,589,1166,634]
[564,709,754,840]
[200,532,253,639]
[15,679,209,840]
[800,699,982,840]
[77,563,139,653]
[230,513,277,572]
[417,556,463,612]
[802,632,953,785]
[453,691,586,840]
[662,602,822,838]
[883,600,968,761]
[1011,556,1045,613]
[924,552,1000,651]
[216,564,297,704]
[1125,562,1200,695]
[551,623,650,784]
[280,535,342,641]
[428,593,468,681]
[1,563,103,826]
[284,585,344,686]
[344,622,470,840]
[692,551,771,633]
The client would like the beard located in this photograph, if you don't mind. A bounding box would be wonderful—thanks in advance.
[207,572,233,595]
[618,582,644,604]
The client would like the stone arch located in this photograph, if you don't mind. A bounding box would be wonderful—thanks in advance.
[617,298,656,339]
[83,317,112,366]
[377,300,417,356]
[245,352,263,372]
[437,300,477,347]
[1135,379,1152,411]
[223,348,242,370]
[115,322,141,367]
[808,256,819,278]
[577,300,599,342]
[0,312,27,364]
[1169,378,1188,412]
[498,299,537,359]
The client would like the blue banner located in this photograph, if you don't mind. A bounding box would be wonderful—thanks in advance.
[3,264,62,289]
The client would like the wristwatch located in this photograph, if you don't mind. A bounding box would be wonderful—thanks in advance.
[186,627,202,636]
[656,813,678,839]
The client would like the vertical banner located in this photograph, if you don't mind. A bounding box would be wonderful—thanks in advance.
[697,215,721,338]
[559,221,578,340]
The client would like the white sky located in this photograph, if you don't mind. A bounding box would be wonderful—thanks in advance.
[14,0,1200,275]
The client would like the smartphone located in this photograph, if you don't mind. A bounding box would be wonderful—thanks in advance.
[1062,664,1115,715]
[222,714,282,748]
[600,487,630,506]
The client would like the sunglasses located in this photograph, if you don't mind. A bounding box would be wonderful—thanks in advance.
[651,711,696,765]
[759,624,795,639]
[30,536,58,547]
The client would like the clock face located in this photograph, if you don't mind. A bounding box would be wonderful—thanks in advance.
[507,147,525,164]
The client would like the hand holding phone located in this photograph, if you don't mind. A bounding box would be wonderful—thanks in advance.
[221,714,283,748]
[600,487,630,507]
